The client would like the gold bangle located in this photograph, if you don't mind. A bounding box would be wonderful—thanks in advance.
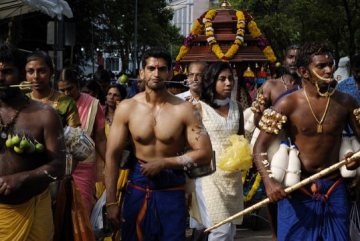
[105,202,118,208]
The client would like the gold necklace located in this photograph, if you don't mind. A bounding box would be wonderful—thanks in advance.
[30,89,55,103]
[303,86,331,133]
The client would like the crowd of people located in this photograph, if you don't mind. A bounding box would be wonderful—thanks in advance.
[0,41,360,241]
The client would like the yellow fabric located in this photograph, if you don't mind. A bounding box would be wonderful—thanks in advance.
[95,182,106,199]
[218,134,252,171]
[0,189,54,241]
[105,121,110,137]
[28,91,81,128]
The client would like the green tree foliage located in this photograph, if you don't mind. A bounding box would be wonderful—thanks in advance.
[88,0,182,72]
[229,0,360,62]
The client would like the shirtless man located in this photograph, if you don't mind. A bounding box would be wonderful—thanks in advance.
[250,45,300,240]
[0,45,65,240]
[105,47,212,241]
[253,45,300,125]
[253,42,360,241]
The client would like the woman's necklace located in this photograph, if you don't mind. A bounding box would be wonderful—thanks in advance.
[303,86,331,133]
[30,89,55,103]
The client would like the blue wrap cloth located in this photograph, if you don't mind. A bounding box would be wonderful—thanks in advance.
[277,178,350,241]
[121,161,186,241]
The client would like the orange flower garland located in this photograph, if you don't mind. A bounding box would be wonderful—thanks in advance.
[175,19,203,63]
[204,9,245,61]
[245,12,276,63]
[175,9,277,66]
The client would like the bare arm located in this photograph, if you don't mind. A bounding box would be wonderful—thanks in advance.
[104,100,131,228]
[253,131,287,202]
[164,103,213,168]
[93,104,107,162]
[253,99,290,202]
[105,101,130,203]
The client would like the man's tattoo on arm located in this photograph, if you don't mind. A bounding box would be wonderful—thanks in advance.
[192,109,208,141]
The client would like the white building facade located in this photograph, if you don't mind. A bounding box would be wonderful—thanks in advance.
[167,0,217,36]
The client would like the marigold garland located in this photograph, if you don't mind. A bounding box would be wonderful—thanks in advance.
[243,172,262,202]
[205,9,245,61]
[247,20,262,38]
[245,12,276,63]
[263,46,277,63]
[175,9,277,68]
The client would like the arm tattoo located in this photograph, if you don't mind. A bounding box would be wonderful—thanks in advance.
[192,109,208,141]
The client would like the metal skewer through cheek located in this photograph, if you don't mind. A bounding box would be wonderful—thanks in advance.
[164,80,189,87]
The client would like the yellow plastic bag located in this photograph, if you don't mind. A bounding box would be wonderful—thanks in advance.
[219,134,253,171]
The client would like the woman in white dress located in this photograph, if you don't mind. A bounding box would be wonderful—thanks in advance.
[195,62,244,241]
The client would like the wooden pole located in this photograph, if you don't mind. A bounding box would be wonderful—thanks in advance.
[205,151,360,232]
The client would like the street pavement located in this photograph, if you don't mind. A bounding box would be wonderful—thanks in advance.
[235,227,272,241]
[235,207,273,241]
[186,207,273,241]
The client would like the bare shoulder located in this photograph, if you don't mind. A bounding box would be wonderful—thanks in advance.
[28,99,59,118]
[272,88,302,114]
[173,96,195,113]
[333,90,359,109]
[116,95,140,112]
[262,78,280,91]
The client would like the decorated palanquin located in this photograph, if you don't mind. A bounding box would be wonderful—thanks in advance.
[175,1,277,109]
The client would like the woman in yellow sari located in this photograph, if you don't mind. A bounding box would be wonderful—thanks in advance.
[96,84,128,198]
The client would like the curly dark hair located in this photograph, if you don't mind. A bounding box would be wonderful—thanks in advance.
[296,42,333,68]
[201,62,232,108]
